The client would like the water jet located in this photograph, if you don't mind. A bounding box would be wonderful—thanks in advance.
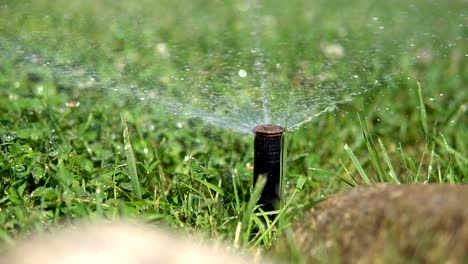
[253,124,284,213]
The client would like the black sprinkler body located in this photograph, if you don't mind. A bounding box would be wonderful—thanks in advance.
[253,124,284,213]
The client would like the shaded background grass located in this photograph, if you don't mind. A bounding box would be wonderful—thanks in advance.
[0,0,466,259]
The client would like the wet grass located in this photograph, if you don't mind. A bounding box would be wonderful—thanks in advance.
[0,0,466,262]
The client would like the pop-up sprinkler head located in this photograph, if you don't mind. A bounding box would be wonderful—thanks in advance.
[253,124,284,213]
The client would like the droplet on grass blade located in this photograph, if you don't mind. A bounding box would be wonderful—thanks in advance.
[238,69,247,77]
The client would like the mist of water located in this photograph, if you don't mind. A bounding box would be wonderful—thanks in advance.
[0,0,464,133]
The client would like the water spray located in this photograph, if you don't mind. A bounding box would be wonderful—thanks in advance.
[253,124,284,213]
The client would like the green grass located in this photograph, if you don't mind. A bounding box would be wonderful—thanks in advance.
[0,0,466,262]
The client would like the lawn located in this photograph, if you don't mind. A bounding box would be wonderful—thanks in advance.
[0,0,466,262]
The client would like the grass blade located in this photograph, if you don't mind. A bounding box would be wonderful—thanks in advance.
[122,114,142,200]
[358,113,385,181]
[344,144,371,184]
[243,177,265,222]
[194,177,224,195]
[253,176,307,246]
[417,81,429,138]
[435,136,467,164]
[378,138,400,183]
[426,131,436,182]
[241,176,266,242]
[338,160,359,186]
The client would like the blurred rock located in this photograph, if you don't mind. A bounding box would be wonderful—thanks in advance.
[1,221,269,264]
[290,184,468,263]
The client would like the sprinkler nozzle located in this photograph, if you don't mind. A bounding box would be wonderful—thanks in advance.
[253,124,284,213]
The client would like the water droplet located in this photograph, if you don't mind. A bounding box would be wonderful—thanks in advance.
[66,100,80,108]
[34,85,43,94]
[429,97,435,101]
[8,93,18,101]
[238,69,247,78]
[48,150,59,157]
[156,42,169,58]
[322,43,345,59]
[13,164,25,173]
[4,133,15,142]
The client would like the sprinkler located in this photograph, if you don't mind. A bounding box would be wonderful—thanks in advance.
[253,124,284,213]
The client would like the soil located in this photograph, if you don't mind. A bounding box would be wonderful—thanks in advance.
[289,184,468,263]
